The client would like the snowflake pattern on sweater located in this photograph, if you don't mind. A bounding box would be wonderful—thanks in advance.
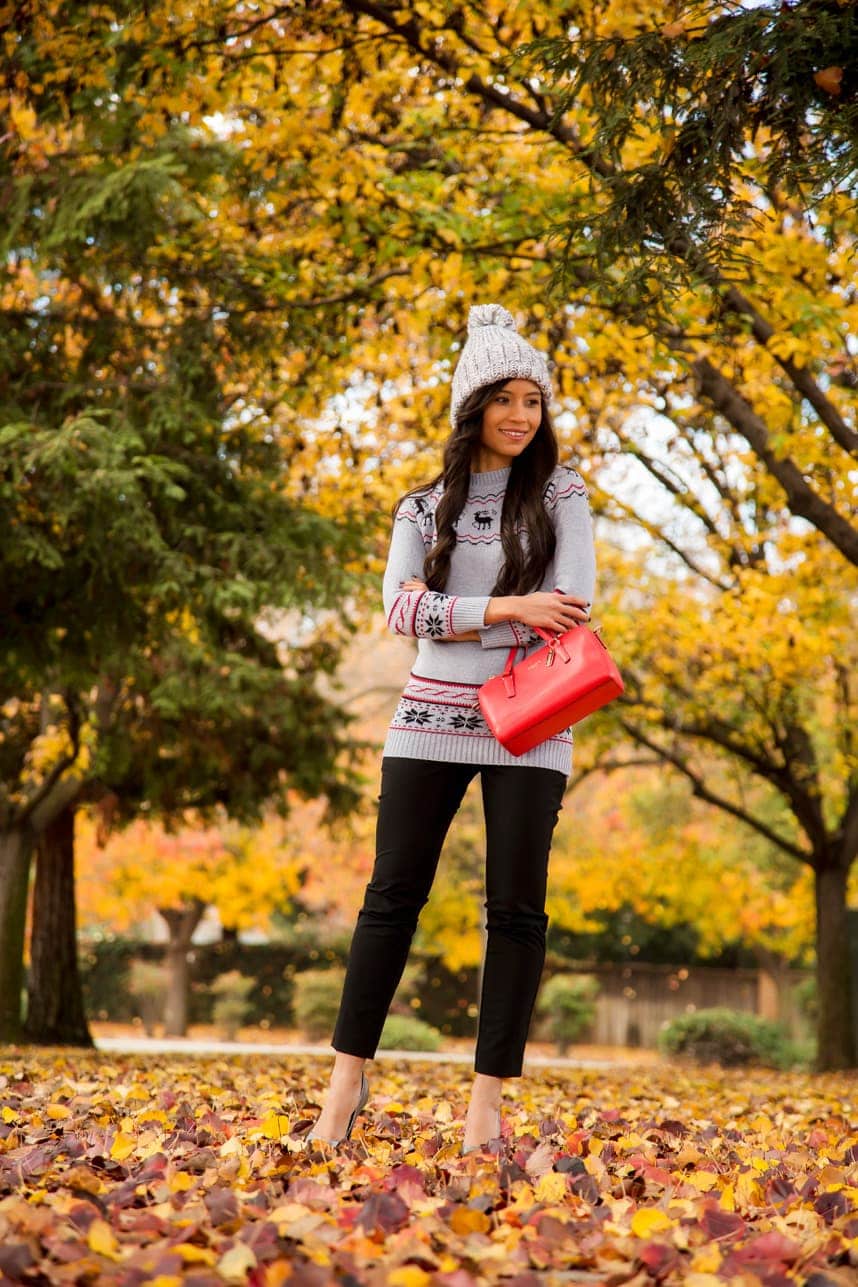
[389,674,573,745]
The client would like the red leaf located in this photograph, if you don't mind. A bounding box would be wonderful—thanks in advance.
[700,1203,746,1241]
[657,1119,687,1137]
[764,1173,797,1204]
[205,1185,240,1226]
[286,1177,336,1208]
[356,1191,410,1235]
[733,1230,803,1263]
[814,1190,850,1224]
[384,1163,426,1205]
[531,1214,573,1246]
[637,1241,680,1279]
[0,1240,37,1271]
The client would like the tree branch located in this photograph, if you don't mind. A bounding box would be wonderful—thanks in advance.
[340,0,613,174]
[19,696,81,832]
[567,756,663,793]
[619,719,809,863]
[697,275,858,459]
[691,356,858,567]
[605,495,731,590]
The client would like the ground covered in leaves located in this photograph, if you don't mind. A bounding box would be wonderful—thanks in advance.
[0,1052,855,1286]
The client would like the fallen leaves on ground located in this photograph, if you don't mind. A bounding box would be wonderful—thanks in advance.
[0,1052,855,1285]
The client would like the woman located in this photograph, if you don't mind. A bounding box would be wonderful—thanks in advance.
[309,304,596,1152]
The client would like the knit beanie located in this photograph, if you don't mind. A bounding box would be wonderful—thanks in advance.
[450,303,553,426]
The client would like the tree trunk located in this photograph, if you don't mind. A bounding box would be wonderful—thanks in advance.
[160,899,206,1037]
[25,802,93,1047]
[815,860,854,1070]
[0,829,32,1042]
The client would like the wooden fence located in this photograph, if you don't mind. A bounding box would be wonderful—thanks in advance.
[551,961,811,1048]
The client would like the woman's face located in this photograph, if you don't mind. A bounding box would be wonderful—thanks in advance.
[475,379,542,472]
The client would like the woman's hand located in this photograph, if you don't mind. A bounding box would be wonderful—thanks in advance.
[485,591,590,634]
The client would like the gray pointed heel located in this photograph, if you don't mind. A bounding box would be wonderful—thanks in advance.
[462,1107,502,1156]
[307,1072,369,1147]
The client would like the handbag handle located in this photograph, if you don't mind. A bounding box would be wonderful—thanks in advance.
[499,624,579,697]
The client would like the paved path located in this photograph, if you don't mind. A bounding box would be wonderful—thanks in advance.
[95,1035,620,1068]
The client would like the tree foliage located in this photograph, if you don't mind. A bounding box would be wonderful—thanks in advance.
[0,0,368,1041]
[76,812,307,938]
[525,0,858,304]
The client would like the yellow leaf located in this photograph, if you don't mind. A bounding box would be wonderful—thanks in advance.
[256,1111,291,1140]
[735,1172,763,1206]
[388,1269,431,1287]
[110,1132,136,1160]
[87,1218,120,1259]
[533,1172,568,1204]
[630,1207,673,1237]
[168,1171,197,1192]
[690,1244,722,1273]
[46,1103,72,1120]
[218,1244,258,1280]
[1,1106,18,1123]
[175,1244,217,1265]
[685,1170,720,1192]
[137,1109,170,1126]
[449,1207,491,1235]
[10,101,37,138]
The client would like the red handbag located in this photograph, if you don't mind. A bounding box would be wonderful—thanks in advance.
[478,625,624,756]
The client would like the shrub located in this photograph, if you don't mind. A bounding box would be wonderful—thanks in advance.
[210,970,255,1040]
[658,1007,798,1069]
[536,973,599,1055]
[293,968,345,1041]
[128,959,168,1036]
[378,1014,443,1052]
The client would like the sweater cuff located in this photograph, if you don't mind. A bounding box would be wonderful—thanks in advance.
[450,596,490,634]
[479,620,520,649]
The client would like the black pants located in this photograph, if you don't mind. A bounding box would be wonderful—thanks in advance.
[331,756,566,1077]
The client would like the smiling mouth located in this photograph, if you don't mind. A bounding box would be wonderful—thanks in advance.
[499,428,529,439]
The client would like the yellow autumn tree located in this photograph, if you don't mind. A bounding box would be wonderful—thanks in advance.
[76,811,307,1035]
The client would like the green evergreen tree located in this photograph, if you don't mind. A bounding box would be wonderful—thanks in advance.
[0,12,366,1041]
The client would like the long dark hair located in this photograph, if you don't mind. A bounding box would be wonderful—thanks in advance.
[397,379,559,595]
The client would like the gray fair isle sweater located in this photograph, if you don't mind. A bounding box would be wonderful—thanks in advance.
[382,463,596,775]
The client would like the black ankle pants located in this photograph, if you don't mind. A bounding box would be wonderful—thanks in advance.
[331,756,566,1077]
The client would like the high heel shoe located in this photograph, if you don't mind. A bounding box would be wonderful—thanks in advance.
[306,1072,369,1147]
[462,1107,502,1156]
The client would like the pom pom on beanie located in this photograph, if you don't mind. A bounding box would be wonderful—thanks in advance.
[450,304,552,425]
